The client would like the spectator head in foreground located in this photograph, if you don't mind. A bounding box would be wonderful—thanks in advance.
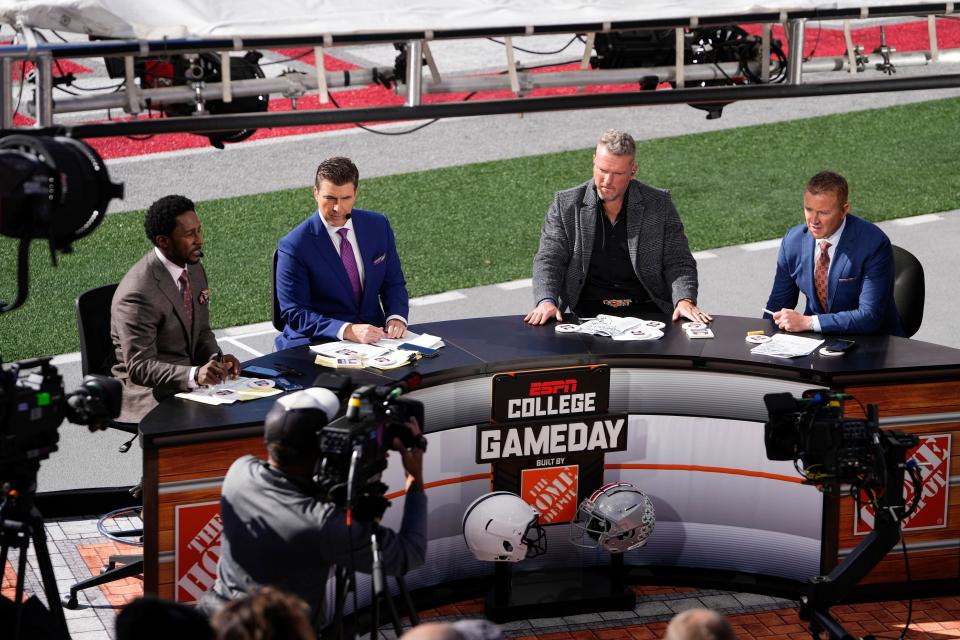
[211,586,315,640]
[401,619,505,640]
[665,608,735,640]
[115,596,212,640]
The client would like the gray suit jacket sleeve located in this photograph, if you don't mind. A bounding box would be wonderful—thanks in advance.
[658,193,699,306]
[532,191,571,305]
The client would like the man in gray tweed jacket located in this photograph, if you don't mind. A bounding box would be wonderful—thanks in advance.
[525,129,711,325]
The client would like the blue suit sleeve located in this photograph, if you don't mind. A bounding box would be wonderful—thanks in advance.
[764,240,800,319]
[276,246,346,341]
[378,219,409,322]
[816,238,895,335]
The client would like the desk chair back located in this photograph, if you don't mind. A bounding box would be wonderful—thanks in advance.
[272,248,284,332]
[76,282,138,437]
[76,283,120,377]
[892,245,925,338]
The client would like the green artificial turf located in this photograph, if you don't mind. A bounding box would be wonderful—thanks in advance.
[2,96,959,362]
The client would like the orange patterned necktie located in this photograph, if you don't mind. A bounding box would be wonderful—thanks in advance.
[814,240,831,312]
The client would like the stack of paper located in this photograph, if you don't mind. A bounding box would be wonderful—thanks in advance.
[310,332,444,370]
[750,334,824,359]
[555,315,665,341]
[176,377,283,405]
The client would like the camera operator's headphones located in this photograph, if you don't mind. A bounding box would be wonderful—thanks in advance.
[263,388,340,453]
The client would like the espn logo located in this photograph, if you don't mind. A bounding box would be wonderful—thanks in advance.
[529,379,577,396]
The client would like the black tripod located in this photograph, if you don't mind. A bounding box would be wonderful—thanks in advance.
[327,525,420,640]
[0,471,69,640]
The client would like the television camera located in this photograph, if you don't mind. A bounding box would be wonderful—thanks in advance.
[764,389,922,640]
[314,376,427,522]
[297,376,427,639]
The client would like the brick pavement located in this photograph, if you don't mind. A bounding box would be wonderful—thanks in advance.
[2,517,959,639]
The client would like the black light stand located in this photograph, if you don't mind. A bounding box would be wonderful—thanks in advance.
[800,427,919,640]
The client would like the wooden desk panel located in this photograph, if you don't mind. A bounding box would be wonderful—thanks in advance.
[147,434,264,599]
[837,381,960,584]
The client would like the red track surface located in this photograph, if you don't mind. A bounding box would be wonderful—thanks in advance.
[7,19,959,159]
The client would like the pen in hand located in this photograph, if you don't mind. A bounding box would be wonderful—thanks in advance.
[762,307,778,317]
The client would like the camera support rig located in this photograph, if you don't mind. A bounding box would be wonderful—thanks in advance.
[801,425,919,640]
[764,392,921,640]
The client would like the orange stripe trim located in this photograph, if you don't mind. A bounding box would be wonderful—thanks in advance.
[605,463,803,484]
[386,472,493,500]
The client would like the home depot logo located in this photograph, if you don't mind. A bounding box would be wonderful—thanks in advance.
[855,434,951,534]
[521,465,579,525]
[175,501,223,602]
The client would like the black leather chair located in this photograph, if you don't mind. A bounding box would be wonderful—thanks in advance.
[65,283,144,609]
[272,248,284,332]
[892,245,925,339]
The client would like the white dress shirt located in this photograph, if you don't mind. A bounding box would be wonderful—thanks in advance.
[810,217,847,333]
[154,247,199,387]
[317,213,406,339]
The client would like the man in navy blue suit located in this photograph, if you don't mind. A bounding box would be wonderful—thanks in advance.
[764,171,903,336]
[275,157,409,350]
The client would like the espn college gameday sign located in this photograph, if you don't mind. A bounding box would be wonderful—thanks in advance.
[854,433,951,535]
[477,365,626,525]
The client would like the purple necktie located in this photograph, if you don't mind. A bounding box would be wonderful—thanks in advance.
[337,227,362,305]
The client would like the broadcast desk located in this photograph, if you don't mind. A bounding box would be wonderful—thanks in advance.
[140,314,960,606]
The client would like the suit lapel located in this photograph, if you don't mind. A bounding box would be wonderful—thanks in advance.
[310,212,357,307]
[352,212,376,309]
[579,184,598,274]
[188,264,204,348]
[801,232,817,311]
[625,181,645,276]
[150,253,191,345]
[827,217,855,312]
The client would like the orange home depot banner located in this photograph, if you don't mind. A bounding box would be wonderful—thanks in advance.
[175,500,223,602]
[855,434,951,535]
[521,464,580,525]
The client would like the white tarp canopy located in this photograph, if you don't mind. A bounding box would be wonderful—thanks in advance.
[0,1,949,40]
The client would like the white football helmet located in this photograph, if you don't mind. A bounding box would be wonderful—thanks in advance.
[462,492,547,562]
[570,482,655,553]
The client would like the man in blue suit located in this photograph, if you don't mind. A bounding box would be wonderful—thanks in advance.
[764,171,904,336]
[275,157,409,350]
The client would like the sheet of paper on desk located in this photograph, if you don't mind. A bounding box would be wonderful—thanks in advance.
[310,341,391,359]
[175,376,283,405]
[366,349,418,370]
[375,332,445,350]
[750,334,824,358]
[577,315,645,337]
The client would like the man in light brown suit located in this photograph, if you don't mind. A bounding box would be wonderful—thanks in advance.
[111,195,240,423]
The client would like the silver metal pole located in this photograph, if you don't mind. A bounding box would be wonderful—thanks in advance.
[786,19,806,85]
[44,70,377,115]
[1,57,12,128]
[34,53,54,127]
[406,40,422,107]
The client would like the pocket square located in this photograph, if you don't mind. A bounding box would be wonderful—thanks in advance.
[372,254,386,265]
[838,277,857,283]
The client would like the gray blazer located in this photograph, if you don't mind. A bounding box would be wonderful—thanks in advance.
[532,178,699,313]
[110,251,220,423]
